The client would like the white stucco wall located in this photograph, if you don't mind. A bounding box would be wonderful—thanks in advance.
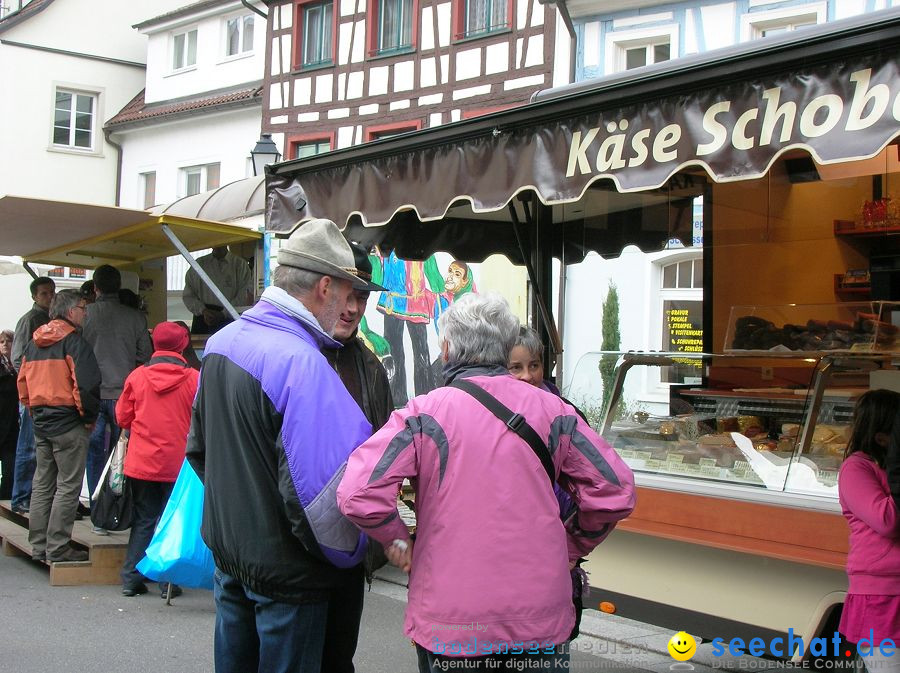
[141,1,267,104]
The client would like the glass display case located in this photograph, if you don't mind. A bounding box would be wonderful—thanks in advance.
[578,351,900,499]
[724,301,900,352]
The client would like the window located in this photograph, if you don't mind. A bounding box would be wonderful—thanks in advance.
[658,254,703,383]
[226,15,254,56]
[624,41,669,70]
[364,120,422,141]
[53,89,96,150]
[173,29,198,70]
[369,0,414,55]
[180,163,220,197]
[742,5,824,41]
[288,134,334,159]
[297,0,334,68]
[140,172,156,209]
[456,0,509,39]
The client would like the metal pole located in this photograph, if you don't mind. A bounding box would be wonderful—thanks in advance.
[22,262,38,280]
[160,224,240,320]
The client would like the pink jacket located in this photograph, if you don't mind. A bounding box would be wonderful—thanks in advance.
[337,367,636,654]
[839,452,900,595]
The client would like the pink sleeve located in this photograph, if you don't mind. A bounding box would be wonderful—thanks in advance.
[337,404,421,547]
[840,458,900,538]
[556,415,637,559]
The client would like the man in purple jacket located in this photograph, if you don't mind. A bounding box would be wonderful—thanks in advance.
[186,219,372,673]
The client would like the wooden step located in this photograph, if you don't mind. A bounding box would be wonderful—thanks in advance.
[0,500,129,586]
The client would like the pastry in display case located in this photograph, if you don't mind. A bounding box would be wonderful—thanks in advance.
[595,352,890,498]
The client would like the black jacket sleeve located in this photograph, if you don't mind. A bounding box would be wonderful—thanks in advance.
[70,335,101,424]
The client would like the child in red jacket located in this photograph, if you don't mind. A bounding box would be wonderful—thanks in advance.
[116,322,199,598]
[838,389,900,670]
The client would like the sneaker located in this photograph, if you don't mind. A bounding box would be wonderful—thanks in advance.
[11,505,29,515]
[160,584,183,600]
[91,526,109,536]
[122,582,148,597]
[31,550,46,562]
[48,547,88,563]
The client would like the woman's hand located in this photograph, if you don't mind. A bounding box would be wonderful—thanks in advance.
[386,538,413,573]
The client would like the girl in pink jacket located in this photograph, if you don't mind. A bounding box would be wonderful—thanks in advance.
[838,389,900,671]
[338,293,636,672]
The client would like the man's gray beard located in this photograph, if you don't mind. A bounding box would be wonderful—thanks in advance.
[320,292,344,337]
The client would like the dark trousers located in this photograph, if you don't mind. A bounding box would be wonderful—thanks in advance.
[213,569,328,673]
[11,406,35,509]
[383,316,434,405]
[322,567,365,673]
[121,478,174,588]
[0,419,16,500]
[86,399,120,505]
[416,643,570,672]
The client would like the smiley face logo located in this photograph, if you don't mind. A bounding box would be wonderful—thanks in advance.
[667,631,697,661]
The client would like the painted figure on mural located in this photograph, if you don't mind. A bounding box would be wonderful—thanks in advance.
[374,251,445,406]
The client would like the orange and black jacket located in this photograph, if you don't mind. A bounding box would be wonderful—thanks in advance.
[17,319,101,438]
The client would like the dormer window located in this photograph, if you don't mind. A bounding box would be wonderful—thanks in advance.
[173,28,198,70]
[226,15,254,57]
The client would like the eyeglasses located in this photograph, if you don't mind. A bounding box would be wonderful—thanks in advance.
[73,304,87,312]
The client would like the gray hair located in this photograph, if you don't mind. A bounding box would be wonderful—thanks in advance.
[515,326,544,359]
[50,289,82,320]
[273,264,324,296]
[438,292,519,366]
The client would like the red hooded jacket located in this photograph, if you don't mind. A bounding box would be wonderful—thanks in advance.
[116,351,199,482]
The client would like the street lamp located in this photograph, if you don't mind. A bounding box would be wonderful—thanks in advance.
[250,133,282,176]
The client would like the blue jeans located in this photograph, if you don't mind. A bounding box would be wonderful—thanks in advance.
[86,399,120,505]
[213,569,328,673]
[11,405,35,510]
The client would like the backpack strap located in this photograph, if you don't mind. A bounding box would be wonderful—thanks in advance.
[449,379,555,485]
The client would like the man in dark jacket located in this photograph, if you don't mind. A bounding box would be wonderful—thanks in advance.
[321,243,393,673]
[186,219,373,673]
[10,276,55,514]
[17,289,101,563]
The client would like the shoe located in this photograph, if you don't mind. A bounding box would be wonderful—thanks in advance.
[76,503,91,516]
[91,526,109,536]
[48,547,88,563]
[11,505,29,515]
[74,511,83,521]
[122,583,148,597]
[31,550,46,562]
[160,584,183,600]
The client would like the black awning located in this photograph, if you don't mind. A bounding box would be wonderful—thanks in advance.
[266,7,900,261]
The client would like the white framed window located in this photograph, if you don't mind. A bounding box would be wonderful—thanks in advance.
[180,163,220,197]
[52,88,97,150]
[606,25,678,74]
[650,252,704,388]
[225,14,254,57]
[173,28,198,70]
[741,4,825,40]
[140,172,157,209]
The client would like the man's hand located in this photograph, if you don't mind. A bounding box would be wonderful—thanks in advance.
[202,308,222,327]
[386,538,413,573]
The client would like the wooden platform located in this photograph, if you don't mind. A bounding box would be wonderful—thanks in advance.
[0,500,129,586]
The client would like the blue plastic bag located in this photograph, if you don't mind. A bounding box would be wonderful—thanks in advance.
[137,460,215,590]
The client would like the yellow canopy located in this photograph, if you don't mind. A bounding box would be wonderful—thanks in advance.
[0,195,261,269]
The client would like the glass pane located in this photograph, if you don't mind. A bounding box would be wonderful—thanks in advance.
[693,257,703,289]
[662,264,676,288]
[466,0,488,34]
[227,18,240,55]
[53,126,70,145]
[400,0,412,45]
[761,26,788,37]
[317,141,330,153]
[678,261,692,288]
[74,129,91,148]
[304,5,321,63]
[321,3,332,59]
[380,0,398,51]
[186,171,201,196]
[54,108,70,125]
[653,42,670,63]
[143,172,156,209]
[490,0,506,30]
[206,163,220,190]
[55,90,71,108]
[75,94,93,114]
[625,47,646,70]
[74,112,92,131]
[187,30,197,65]
[174,33,185,69]
[243,16,254,51]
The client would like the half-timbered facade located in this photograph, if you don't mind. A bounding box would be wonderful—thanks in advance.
[262,0,557,157]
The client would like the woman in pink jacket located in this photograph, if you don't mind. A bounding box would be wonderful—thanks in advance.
[116,322,199,599]
[838,389,900,672]
[338,293,636,672]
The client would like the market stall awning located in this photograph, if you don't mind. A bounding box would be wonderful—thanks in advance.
[150,175,265,223]
[266,7,900,262]
[0,195,262,269]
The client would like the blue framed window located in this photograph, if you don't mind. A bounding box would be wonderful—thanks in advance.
[301,1,333,68]
[377,0,413,54]
[463,0,508,38]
